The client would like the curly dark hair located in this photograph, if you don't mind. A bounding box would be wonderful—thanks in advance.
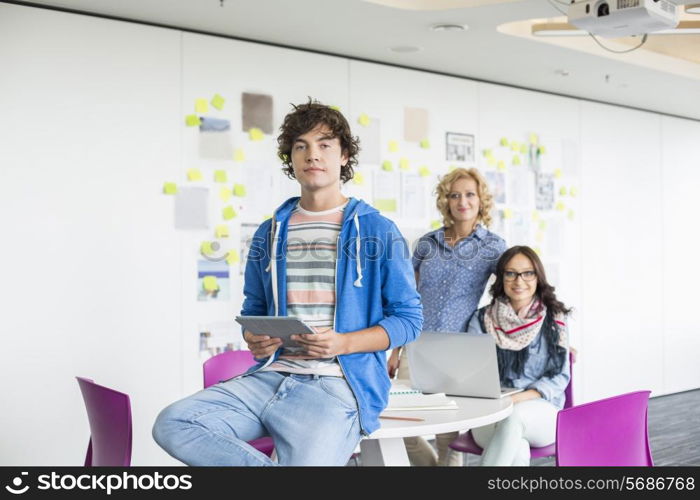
[277,98,360,184]
[490,245,571,317]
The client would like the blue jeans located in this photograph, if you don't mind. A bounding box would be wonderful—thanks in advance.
[152,371,361,466]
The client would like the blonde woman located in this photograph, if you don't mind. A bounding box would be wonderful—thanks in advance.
[388,167,506,466]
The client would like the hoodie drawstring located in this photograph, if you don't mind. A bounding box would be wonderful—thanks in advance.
[353,212,363,288]
[264,215,278,315]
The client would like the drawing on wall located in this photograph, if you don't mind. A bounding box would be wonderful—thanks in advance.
[535,173,555,211]
[446,132,474,163]
[242,92,273,134]
[197,260,230,301]
[485,171,506,204]
[199,117,233,160]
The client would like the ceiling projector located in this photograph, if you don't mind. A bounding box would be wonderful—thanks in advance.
[567,0,679,37]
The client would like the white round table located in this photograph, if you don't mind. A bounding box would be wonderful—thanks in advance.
[360,396,513,466]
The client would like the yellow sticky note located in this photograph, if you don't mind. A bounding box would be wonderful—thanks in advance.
[353,172,365,185]
[497,160,506,172]
[531,211,540,221]
[510,141,519,152]
[529,133,539,145]
[419,139,430,149]
[388,140,399,153]
[567,209,575,221]
[214,170,228,183]
[570,186,578,197]
[538,145,547,155]
[358,113,371,127]
[202,275,219,292]
[554,168,563,179]
[555,201,566,211]
[399,158,410,171]
[163,182,177,195]
[539,220,547,230]
[448,165,457,172]
[486,155,496,167]
[262,214,272,221]
[222,206,237,220]
[503,208,513,219]
[500,137,509,147]
[512,155,521,166]
[225,250,240,265]
[374,199,397,212]
[185,115,201,127]
[482,149,492,158]
[330,105,341,111]
[215,224,230,239]
[430,220,442,230]
[559,186,567,196]
[195,98,209,113]
[201,241,215,256]
[382,160,394,172]
[233,184,246,197]
[219,186,232,202]
[536,230,545,243]
[534,247,542,256]
[520,144,528,154]
[187,168,203,181]
[418,166,431,177]
[249,128,264,141]
[233,149,246,162]
[211,93,225,110]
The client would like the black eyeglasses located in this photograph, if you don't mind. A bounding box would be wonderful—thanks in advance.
[503,270,537,282]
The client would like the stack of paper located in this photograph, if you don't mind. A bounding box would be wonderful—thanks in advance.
[385,392,458,411]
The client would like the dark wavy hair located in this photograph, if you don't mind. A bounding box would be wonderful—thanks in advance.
[489,245,571,381]
[277,98,360,184]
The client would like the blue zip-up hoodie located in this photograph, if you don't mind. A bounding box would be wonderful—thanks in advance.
[240,197,423,435]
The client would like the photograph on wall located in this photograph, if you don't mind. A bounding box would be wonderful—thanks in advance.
[197,259,230,301]
[242,92,273,134]
[445,132,475,163]
[485,171,506,204]
[535,173,555,211]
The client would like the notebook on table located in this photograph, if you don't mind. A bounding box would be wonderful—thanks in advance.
[406,332,523,399]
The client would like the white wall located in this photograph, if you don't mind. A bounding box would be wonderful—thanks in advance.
[1,3,699,465]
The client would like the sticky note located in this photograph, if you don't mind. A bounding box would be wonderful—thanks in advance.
[374,199,397,212]
[262,214,272,221]
[534,247,542,256]
[233,149,245,162]
[353,172,365,185]
[185,115,201,127]
[555,201,566,211]
[520,144,528,154]
[532,211,540,221]
[568,209,575,220]
[570,186,578,197]
[233,184,246,197]
[163,182,178,195]
[487,156,496,167]
[225,250,240,265]
[222,206,237,220]
[187,168,203,181]
[554,168,563,179]
[510,141,519,152]
[330,105,341,111]
[430,220,442,230]
[529,133,539,145]
[497,160,506,172]
[539,220,547,230]
[219,187,232,202]
[358,113,371,127]
[538,145,547,155]
[202,275,219,292]
[214,170,227,183]
[195,98,209,113]
[249,128,264,141]
[211,93,225,110]
[512,155,521,166]
[500,137,509,147]
[503,208,513,219]
[399,158,410,171]
[536,231,545,243]
[419,139,430,149]
[482,149,492,158]
[215,224,230,238]
[201,241,215,256]
[388,140,399,153]
[382,160,394,172]
[559,186,567,196]
[419,166,431,177]
[448,165,457,172]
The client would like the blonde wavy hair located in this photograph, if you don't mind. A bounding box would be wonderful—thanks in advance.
[435,167,494,228]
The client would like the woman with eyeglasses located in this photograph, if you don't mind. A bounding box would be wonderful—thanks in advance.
[387,167,506,466]
[466,245,571,466]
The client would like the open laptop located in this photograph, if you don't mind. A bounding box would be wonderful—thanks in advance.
[406,332,523,399]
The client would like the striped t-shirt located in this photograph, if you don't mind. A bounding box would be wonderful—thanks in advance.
[263,201,347,377]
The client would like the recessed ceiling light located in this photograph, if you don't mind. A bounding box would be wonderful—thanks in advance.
[389,46,423,53]
[686,4,700,14]
[554,69,570,77]
[430,24,468,32]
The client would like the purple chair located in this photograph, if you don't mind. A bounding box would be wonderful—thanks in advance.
[556,390,653,466]
[202,350,275,458]
[449,352,574,461]
[76,377,132,466]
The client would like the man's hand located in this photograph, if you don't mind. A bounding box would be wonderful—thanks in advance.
[281,328,350,359]
[243,331,282,359]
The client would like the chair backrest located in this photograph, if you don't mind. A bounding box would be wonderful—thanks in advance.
[563,351,574,409]
[203,350,257,388]
[556,390,653,466]
[76,377,132,466]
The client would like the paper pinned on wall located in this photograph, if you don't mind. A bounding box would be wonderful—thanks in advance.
[195,98,209,113]
[175,187,209,230]
[401,172,426,219]
[199,131,233,161]
[198,260,230,301]
[211,93,226,111]
[163,182,178,195]
[374,169,399,213]
[535,173,554,211]
[509,211,530,246]
[356,118,380,165]
[185,115,201,127]
[187,168,203,182]
[509,169,534,208]
[485,171,506,204]
[242,92,273,134]
[404,107,429,143]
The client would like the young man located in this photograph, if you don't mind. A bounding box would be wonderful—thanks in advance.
[153,100,423,466]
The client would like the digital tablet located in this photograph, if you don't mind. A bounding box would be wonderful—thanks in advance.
[235,316,315,348]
